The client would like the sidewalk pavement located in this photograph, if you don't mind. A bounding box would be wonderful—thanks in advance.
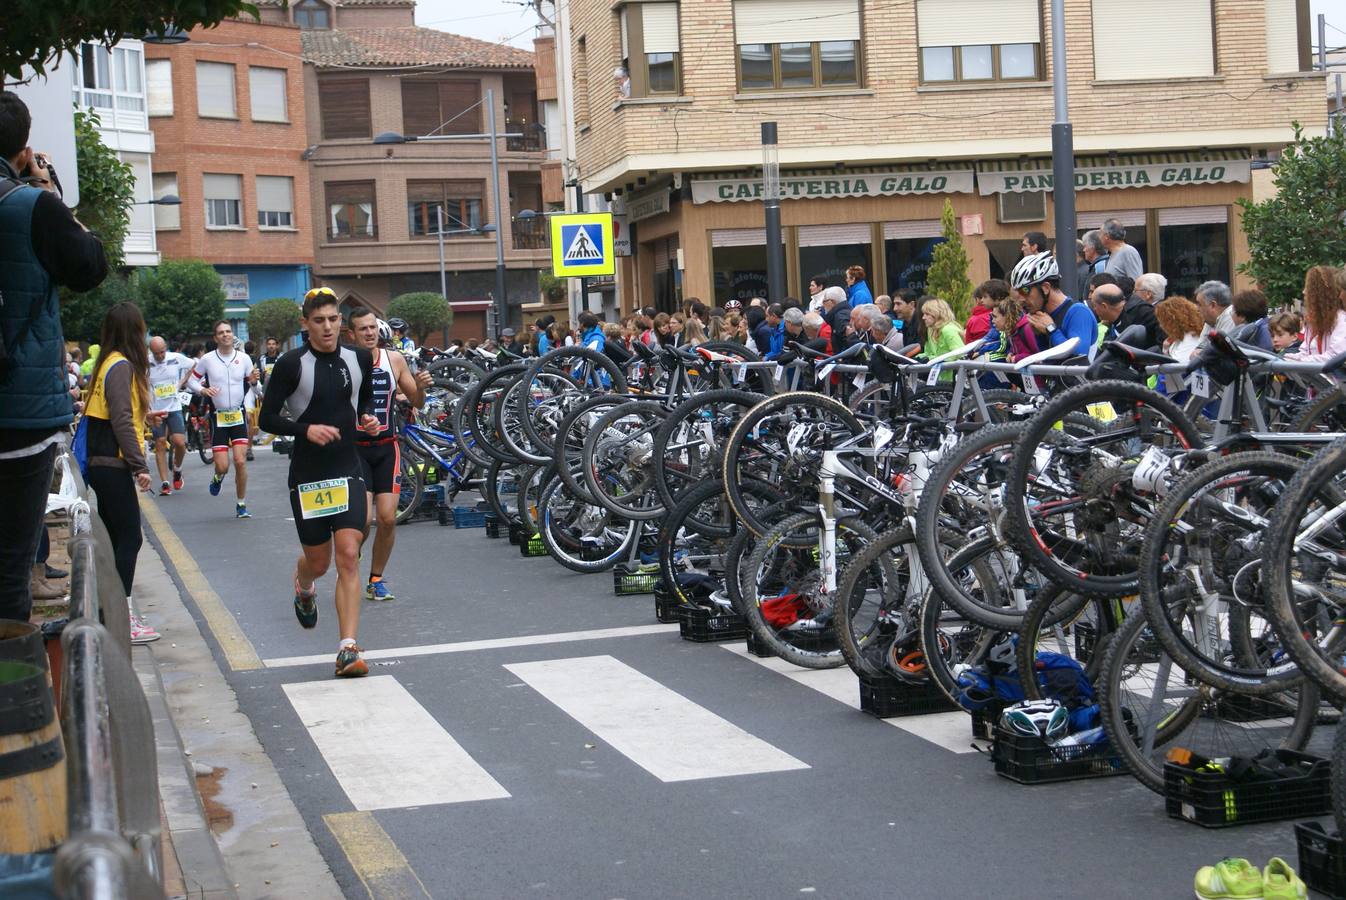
[132,539,342,899]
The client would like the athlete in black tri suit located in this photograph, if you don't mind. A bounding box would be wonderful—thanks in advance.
[259,288,381,677]
[349,308,431,602]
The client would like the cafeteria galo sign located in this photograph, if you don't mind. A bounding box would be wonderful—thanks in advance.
[692,169,975,203]
[978,161,1250,195]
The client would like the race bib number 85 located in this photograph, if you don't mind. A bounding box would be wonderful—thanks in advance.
[297,478,350,519]
[216,408,244,428]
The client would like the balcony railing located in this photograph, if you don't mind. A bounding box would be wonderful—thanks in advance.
[505,121,543,153]
[511,216,547,250]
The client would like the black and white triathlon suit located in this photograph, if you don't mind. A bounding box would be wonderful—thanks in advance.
[259,343,374,546]
[356,347,400,496]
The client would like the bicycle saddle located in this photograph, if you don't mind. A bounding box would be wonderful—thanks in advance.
[1014,336,1081,369]
[1099,342,1176,368]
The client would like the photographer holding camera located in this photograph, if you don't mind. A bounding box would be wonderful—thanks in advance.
[0,90,108,622]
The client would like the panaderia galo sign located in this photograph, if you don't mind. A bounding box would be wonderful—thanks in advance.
[978,160,1251,195]
[691,169,975,204]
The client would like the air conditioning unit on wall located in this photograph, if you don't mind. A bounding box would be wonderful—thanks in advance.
[998,191,1046,224]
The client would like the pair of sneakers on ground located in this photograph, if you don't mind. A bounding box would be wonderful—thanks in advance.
[1195,857,1305,900]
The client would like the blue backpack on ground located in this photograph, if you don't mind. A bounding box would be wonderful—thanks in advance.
[956,645,1093,713]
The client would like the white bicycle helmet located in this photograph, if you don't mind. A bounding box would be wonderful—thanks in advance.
[1001,699,1070,741]
[1009,250,1059,291]
[376,318,394,346]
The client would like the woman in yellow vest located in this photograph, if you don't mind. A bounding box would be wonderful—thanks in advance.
[83,302,161,625]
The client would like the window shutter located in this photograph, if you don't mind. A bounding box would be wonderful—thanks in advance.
[733,0,860,45]
[1158,206,1228,226]
[203,174,242,201]
[883,220,941,240]
[643,3,681,54]
[257,176,293,213]
[443,181,483,201]
[1264,0,1300,72]
[406,180,443,204]
[798,223,871,247]
[196,62,236,117]
[146,60,173,116]
[249,67,288,122]
[1077,209,1145,230]
[319,79,371,139]
[1091,0,1213,80]
[438,81,481,134]
[401,82,441,137]
[915,0,1040,47]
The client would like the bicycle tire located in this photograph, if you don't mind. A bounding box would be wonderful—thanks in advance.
[554,394,628,506]
[581,400,670,521]
[517,347,629,454]
[426,356,486,395]
[1003,379,1202,597]
[481,458,521,526]
[393,446,426,525]
[1015,586,1118,699]
[536,474,641,573]
[652,388,764,512]
[1335,716,1346,835]
[469,364,533,466]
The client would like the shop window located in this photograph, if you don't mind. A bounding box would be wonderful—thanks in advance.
[800,224,872,298]
[712,244,769,305]
[407,180,484,236]
[883,228,945,295]
[327,181,376,240]
[1158,207,1229,299]
[734,0,860,91]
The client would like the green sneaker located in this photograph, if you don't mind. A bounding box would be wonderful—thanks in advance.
[1261,857,1305,900]
[1195,858,1262,900]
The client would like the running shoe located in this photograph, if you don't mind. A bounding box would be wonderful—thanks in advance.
[294,581,318,629]
[364,580,395,602]
[246,448,255,461]
[44,565,67,580]
[209,473,223,496]
[335,645,368,678]
[236,503,251,519]
[1195,858,1262,900]
[1262,858,1305,900]
[130,615,161,644]
[173,471,184,491]
[159,481,171,496]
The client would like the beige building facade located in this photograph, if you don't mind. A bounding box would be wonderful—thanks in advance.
[563,0,1327,311]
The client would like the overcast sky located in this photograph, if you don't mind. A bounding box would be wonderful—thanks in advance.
[416,0,1346,50]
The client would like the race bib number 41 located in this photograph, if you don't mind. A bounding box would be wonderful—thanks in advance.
[297,478,350,519]
[216,408,244,428]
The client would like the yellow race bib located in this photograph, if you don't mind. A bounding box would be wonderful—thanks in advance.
[297,478,350,519]
[153,382,177,400]
[216,409,245,428]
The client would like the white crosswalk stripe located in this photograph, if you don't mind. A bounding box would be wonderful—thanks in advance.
[505,654,811,782]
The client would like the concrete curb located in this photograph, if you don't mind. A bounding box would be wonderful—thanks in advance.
[133,538,343,899]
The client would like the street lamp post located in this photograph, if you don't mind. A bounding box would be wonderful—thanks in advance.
[761,122,785,305]
[374,88,520,341]
[1049,0,1077,298]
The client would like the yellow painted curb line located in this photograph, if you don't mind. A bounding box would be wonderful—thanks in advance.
[139,495,264,671]
[325,811,432,900]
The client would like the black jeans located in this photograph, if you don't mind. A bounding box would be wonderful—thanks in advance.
[87,465,142,597]
[0,444,58,622]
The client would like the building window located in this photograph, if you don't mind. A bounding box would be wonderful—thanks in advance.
[74,43,147,114]
[249,67,288,122]
[882,221,945,295]
[257,176,294,228]
[401,80,481,137]
[733,0,860,91]
[152,172,180,230]
[76,44,113,109]
[711,229,769,304]
[295,0,330,30]
[1091,0,1213,80]
[113,47,145,113]
[203,173,243,228]
[318,78,371,139]
[146,59,173,116]
[916,0,1041,83]
[1158,206,1229,299]
[1265,0,1309,72]
[619,3,681,97]
[327,181,376,240]
[196,62,237,118]
[407,181,484,236]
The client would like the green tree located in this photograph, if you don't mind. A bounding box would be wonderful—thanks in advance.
[925,199,974,322]
[1237,123,1346,306]
[71,108,134,270]
[386,292,452,344]
[138,259,226,340]
[247,297,302,344]
[61,271,136,343]
[5,0,259,81]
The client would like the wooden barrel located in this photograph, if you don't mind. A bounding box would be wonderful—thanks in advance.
[0,619,59,715]
[0,659,67,852]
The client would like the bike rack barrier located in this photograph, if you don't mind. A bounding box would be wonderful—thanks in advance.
[49,454,164,899]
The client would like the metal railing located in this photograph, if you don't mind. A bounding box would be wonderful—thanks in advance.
[511,216,547,250]
[504,121,543,152]
[47,452,163,899]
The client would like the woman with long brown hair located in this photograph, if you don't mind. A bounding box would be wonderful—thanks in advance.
[1290,265,1346,363]
[82,301,161,640]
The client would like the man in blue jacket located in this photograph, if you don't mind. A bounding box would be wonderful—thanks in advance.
[0,92,108,621]
[1010,251,1097,356]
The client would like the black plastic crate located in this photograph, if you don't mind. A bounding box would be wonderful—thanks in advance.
[859,674,958,719]
[613,563,660,596]
[970,701,1008,742]
[1073,622,1097,663]
[518,530,547,557]
[1296,822,1346,900]
[678,605,748,642]
[484,514,501,538]
[654,588,683,625]
[745,629,775,658]
[1163,750,1331,828]
[507,521,522,545]
[991,726,1127,784]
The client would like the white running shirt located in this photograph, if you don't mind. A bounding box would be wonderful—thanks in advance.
[149,351,193,413]
[188,348,255,415]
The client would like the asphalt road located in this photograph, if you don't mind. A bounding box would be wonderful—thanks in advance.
[146,449,1333,900]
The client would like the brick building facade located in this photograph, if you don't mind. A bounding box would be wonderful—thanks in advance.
[145,19,314,341]
[561,0,1327,311]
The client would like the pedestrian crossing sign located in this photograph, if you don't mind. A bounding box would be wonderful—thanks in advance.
[550,212,616,277]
